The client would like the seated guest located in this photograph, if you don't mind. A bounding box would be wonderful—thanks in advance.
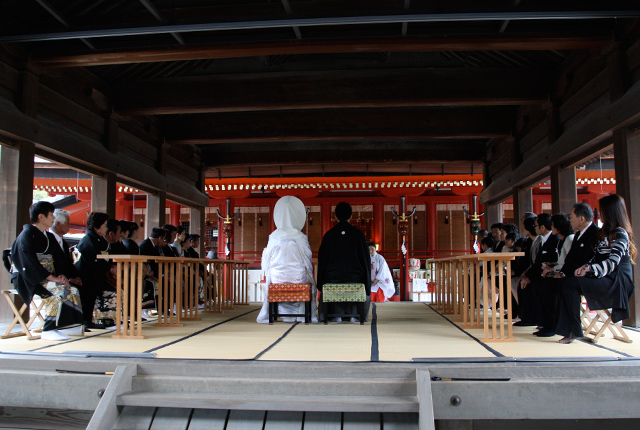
[11,202,84,341]
[491,223,505,252]
[477,229,489,242]
[76,211,111,329]
[480,237,494,253]
[139,227,166,278]
[317,202,371,322]
[556,195,636,344]
[500,225,518,253]
[162,224,179,257]
[122,222,140,255]
[504,232,518,252]
[105,219,128,255]
[256,196,317,323]
[184,234,201,258]
[170,226,187,256]
[48,209,83,288]
[369,242,395,302]
[516,213,559,326]
[531,213,575,336]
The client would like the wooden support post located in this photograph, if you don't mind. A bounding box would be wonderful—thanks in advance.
[485,202,503,228]
[550,164,576,214]
[91,173,117,217]
[513,187,533,225]
[145,193,165,237]
[0,142,35,323]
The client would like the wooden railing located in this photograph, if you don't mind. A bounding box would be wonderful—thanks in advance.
[427,252,523,343]
[97,255,249,339]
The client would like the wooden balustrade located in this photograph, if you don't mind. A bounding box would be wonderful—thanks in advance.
[427,252,523,343]
[97,255,249,339]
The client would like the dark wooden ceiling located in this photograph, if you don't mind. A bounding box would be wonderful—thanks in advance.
[1,0,639,179]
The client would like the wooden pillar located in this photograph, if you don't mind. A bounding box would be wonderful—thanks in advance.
[0,143,35,323]
[91,173,116,217]
[373,202,384,250]
[426,200,437,252]
[145,193,165,238]
[551,164,577,214]
[190,206,205,256]
[613,128,640,327]
[485,202,503,228]
[513,187,533,227]
[320,202,331,236]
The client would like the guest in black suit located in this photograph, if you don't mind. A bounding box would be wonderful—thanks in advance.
[105,219,128,255]
[122,221,140,255]
[555,197,634,343]
[516,213,559,326]
[162,224,179,257]
[48,209,82,286]
[491,223,505,252]
[139,227,167,278]
[184,234,201,258]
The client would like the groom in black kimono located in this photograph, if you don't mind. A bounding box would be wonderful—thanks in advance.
[317,202,371,322]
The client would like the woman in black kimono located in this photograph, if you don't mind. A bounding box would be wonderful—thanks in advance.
[75,211,112,328]
[555,194,637,343]
[11,201,83,341]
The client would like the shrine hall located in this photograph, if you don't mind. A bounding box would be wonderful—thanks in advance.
[1,2,640,430]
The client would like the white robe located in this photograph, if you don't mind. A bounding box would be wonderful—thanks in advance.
[256,195,317,323]
[256,238,317,323]
[370,252,395,298]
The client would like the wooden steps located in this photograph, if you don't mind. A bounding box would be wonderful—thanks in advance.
[117,392,419,413]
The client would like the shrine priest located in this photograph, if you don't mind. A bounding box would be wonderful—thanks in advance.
[317,202,371,322]
[368,242,395,302]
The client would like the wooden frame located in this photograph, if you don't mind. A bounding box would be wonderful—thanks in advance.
[1,290,45,340]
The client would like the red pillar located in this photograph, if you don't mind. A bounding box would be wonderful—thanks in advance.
[217,201,226,258]
[170,202,181,226]
[121,199,134,221]
[321,202,332,237]
[373,202,384,250]
[533,199,543,216]
[426,200,437,254]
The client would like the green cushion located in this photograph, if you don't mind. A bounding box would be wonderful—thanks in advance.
[323,283,366,302]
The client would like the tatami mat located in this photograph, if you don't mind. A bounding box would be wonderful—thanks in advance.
[1,303,638,361]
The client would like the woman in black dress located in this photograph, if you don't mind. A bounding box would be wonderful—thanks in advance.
[76,211,111,328]
[555,194,636,343]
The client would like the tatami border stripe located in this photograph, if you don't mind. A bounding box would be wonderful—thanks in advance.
[426,304,505,357]
[370,303,379,362]
[576,338,634,357]
[28,319,157,352]
[253,322,300,360]
[144,309,259,353]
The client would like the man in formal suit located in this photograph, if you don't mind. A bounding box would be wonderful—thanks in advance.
[139,227,167,278]
[516,213,559,326]
[162,224,179,257]
[184,234,201,258]
[105,219,128,255]
[532,203,599,336]
[48,209,82,287]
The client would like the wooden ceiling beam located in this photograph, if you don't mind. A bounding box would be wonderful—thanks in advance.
[201,141,485,167]
[34,35,611,68]
[114,68,550,115]
[162,107,515,144]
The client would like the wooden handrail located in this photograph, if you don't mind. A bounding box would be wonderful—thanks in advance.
[427,252,524,342]
[97,255,249,339]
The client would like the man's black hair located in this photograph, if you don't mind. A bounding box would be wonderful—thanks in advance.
[29,201,55,224]
[536,213,553,230]
[150,227,167,239]
[335,202,352,222]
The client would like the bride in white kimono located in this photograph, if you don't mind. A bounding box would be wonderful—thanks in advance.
[256,196,318,323]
